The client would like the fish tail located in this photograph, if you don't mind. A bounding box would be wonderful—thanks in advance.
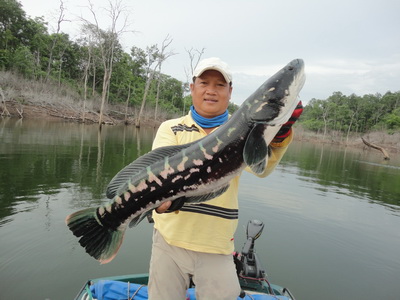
[65,208,125,264]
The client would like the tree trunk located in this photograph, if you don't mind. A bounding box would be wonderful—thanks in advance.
[346,112,356,145]
[98,69,111,128]
[92,63,96,96]
[0,88,11,117]
[82,51,91,123]
[136,71,154,128]
[45,0,67,81]
[57,47,66,87]
[154,71,161,122]
[124,83,132,124]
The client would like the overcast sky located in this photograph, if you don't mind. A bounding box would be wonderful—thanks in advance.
[19,0,400,105]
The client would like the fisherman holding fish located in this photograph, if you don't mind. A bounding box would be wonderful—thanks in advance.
[66,57,305,299]
[148,57,303,300]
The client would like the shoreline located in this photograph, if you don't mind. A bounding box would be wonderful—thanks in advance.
[2,99,399,158]
[1,98,162,128]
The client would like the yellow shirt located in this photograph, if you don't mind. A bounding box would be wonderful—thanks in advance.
[152,112,292,254]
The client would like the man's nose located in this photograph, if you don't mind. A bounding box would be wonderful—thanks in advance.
[206,86,217,94]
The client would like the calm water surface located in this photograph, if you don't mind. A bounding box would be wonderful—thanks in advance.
[1,118,400,300]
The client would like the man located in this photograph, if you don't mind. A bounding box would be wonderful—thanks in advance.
[148,57,302,300]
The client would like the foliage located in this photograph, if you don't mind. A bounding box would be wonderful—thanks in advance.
[300,91,400,134]
[3,0,398,127]
[228,102,239,114]
[1,0,185,120]
[383,107,400,131]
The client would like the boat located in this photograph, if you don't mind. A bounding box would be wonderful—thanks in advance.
[75,219,296,300]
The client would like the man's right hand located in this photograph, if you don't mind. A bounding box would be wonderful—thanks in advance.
[155,197,187,214]
[155,201,172,213]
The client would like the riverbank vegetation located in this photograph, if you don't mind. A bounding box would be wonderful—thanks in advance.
[301,91,400,137]
[1,0,399,152]
[297,91,400,155]
[0,0,239,126]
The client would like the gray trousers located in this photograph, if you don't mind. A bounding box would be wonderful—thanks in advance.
[148,229,241,300]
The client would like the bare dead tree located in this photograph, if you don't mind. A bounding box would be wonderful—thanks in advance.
[135,36,175,127]
[124,82,132,124]
[91,54,97,97]
[0,87,11,117]
[154,35,176,122]
[45,0,70,81]
[57,45,67,86]
[182,47,205,113]
[82,45,92,122]
[154,69,162,122]
[80,0,131,129]
[135,45,158,127]
[184,47,205,83]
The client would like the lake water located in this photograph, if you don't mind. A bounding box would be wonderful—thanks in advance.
[1,118,400,300]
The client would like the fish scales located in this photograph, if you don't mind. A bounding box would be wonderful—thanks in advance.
[66,59,306,263]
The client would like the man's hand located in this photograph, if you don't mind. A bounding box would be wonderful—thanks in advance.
[273,101,303,142]
[155,201,172,213]
[155,197,186,214]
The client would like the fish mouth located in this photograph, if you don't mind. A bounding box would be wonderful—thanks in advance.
[246,59,305,124]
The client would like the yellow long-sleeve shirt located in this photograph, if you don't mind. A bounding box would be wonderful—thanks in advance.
[152,112,292,254]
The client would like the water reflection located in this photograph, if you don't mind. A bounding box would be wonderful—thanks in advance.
[281,141,400,209]
[0,119,155,223]
[1,119,399,222]
[1,118,400,300]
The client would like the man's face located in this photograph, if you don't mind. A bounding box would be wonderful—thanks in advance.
[190,70,232,118]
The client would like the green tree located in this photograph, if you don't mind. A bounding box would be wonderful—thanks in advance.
[0,0,26,51]
[10,45,35,77]
[0,0,31,68]
[384,107,400,130]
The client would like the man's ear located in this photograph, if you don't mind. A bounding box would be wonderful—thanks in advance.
[228,86,233,100]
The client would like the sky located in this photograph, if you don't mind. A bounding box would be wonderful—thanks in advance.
[18,0,400,105]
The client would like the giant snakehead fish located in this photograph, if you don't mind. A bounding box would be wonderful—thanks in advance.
[65,58,306,264]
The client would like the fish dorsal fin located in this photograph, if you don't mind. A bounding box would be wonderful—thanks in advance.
[106,143,192,199]
[243,124,269,173]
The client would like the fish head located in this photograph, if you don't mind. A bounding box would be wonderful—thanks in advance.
[246,59,305,125]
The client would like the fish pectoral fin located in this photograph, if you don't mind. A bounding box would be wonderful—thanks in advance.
[243,125,269,167]
[249,157,267,174]
[185,184,230,203]
[249,146,271,174]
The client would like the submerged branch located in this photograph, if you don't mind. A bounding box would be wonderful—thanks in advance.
[361,137,390,160]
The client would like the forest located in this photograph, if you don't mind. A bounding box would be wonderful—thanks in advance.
[301,91,400,137]
[0,0,239,125]
[1,0,399,132]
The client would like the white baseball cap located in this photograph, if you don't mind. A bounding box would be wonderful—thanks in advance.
[193,57,232,84]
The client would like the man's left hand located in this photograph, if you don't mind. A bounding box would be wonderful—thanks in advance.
[273,101,303,142]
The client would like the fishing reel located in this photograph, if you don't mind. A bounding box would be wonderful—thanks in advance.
[237,219,266,279]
